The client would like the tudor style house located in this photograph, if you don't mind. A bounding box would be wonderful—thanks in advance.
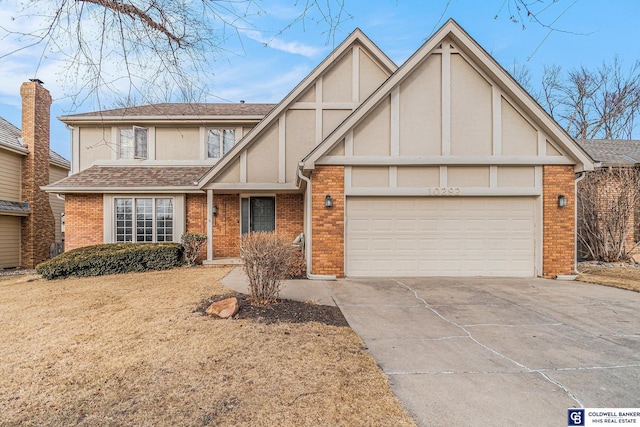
[45,20,594,278]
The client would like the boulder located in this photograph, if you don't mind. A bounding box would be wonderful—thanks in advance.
[206,297,239,318]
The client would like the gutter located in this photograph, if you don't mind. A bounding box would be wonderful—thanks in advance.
[297,164,337,281]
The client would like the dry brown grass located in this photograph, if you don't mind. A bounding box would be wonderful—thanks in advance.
[577,266,640,292]
[0,268,415,427]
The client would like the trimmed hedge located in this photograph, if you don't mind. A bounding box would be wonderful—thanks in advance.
[36,243,185,280]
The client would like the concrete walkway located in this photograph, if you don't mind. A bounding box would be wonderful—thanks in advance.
[220,267,336,306]
[328,277,640,427]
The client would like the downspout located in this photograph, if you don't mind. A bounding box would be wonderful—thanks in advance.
[574,172,587,275]
[298,164,337,281]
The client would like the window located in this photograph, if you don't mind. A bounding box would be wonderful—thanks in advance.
[119,126,148,159]
[241,197,275,234]
[207,129,236,158]
[115,198,173,242]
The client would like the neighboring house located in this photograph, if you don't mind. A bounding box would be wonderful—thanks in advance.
[0,81,71,269]
[45,20,594,278]
[575,139,640,257]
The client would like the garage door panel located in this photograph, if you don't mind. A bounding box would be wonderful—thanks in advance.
[346,197,535,277]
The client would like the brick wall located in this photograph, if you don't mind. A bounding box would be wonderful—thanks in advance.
[543,165,575,278]
[276,193,304,242]
[185,193,207,263]
[20,81,55,268]
[65,194,103,251]
[213,194,241,257]
[311,166,344,277]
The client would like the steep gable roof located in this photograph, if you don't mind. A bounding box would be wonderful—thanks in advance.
[303,19,594,172]
[195,28,398,187]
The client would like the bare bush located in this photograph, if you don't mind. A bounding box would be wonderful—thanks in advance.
[577,167,640,261]
[239,232,291,305]
[181,232,207,265]
[285,249,307,279]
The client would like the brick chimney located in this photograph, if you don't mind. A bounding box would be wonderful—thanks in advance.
[20,80,55,268]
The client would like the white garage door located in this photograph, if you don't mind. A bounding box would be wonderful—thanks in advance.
[0,215,21,269]
[346,197,536,277]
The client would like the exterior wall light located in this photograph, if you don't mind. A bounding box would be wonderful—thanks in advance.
[325,194,333,208]
[558,194,568,208]
[212,204,218,215]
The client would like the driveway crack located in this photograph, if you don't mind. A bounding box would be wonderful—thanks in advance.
[392,279,584,408]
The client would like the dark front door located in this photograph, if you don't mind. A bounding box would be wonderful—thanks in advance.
[249,197,275,232]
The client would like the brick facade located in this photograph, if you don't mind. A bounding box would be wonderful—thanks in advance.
[20,81,56,268]
[310,166,344,277]
[276,193,304,242]
[543,165,575,278]
[65,194,103,251]
[213,194,241,257]
[185,194,207,262]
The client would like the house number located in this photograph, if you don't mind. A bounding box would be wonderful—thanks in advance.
[427,187,460,196]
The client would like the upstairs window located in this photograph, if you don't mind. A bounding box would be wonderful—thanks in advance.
[207,129,236,158]
[119,126,148,159]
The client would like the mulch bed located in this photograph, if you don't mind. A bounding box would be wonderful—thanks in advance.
[195,293,349,326]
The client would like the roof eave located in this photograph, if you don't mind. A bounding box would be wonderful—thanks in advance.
[58,115,267,125]
[42,186,202,193]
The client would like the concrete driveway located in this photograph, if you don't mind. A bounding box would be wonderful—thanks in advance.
[328,277,640,427]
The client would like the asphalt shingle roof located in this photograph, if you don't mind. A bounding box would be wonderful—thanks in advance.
[0,116,70,169]
[61,103,276,119]
[575,139,640,166]
[46,166,211,189]
[0,200,30,215]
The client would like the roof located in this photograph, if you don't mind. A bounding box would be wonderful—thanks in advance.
[575,139,640,166]
[0,200,30,216]
[302,19,595,173]
[43,166,211,192]
[197,28,398,187]
[59,103,277,121]
[0,116,71,169]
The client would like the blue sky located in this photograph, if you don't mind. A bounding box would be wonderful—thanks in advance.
[0,0,638,160]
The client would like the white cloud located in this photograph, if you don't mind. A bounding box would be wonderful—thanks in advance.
[241,30,325,58]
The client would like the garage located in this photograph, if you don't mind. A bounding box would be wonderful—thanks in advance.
[346,196,536,277]
[0,216,21,269]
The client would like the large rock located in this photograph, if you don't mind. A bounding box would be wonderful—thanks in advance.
[206,297,239,318]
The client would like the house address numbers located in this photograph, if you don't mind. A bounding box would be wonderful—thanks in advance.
[426,187,461,196]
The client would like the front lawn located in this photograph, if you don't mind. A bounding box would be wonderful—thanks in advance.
[577,265,640,292]
[0,268,415,426]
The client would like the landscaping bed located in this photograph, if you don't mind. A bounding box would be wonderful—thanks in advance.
[0,267,414,426]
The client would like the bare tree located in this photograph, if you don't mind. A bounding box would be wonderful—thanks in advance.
[538,58,640,139]
[577,167,640,262]
[0,0,350,109]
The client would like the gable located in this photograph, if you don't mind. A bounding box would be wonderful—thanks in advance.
[305,20,594,174]
[200,29,397,190]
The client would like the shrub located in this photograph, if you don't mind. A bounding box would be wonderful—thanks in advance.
[181,232,207,265]
[36,243,184,280]
[285,248,307,279]
[239,232,291,305]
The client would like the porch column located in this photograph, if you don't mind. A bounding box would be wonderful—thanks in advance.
[207,189,213,261]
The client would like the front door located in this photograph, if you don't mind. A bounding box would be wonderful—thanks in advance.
[246,197,275,233]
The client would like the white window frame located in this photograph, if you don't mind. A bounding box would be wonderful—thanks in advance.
[206,128,236,159]
[118,126,148,160]
[104,195,185,244]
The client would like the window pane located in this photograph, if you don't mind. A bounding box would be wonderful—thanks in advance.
[134,127,148,159]
[222,129,236,155]
[119,129,133,159]
[156,199,173,242]
[135,199,153,242]
[115,199,132,242]
[207,129,221,158]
